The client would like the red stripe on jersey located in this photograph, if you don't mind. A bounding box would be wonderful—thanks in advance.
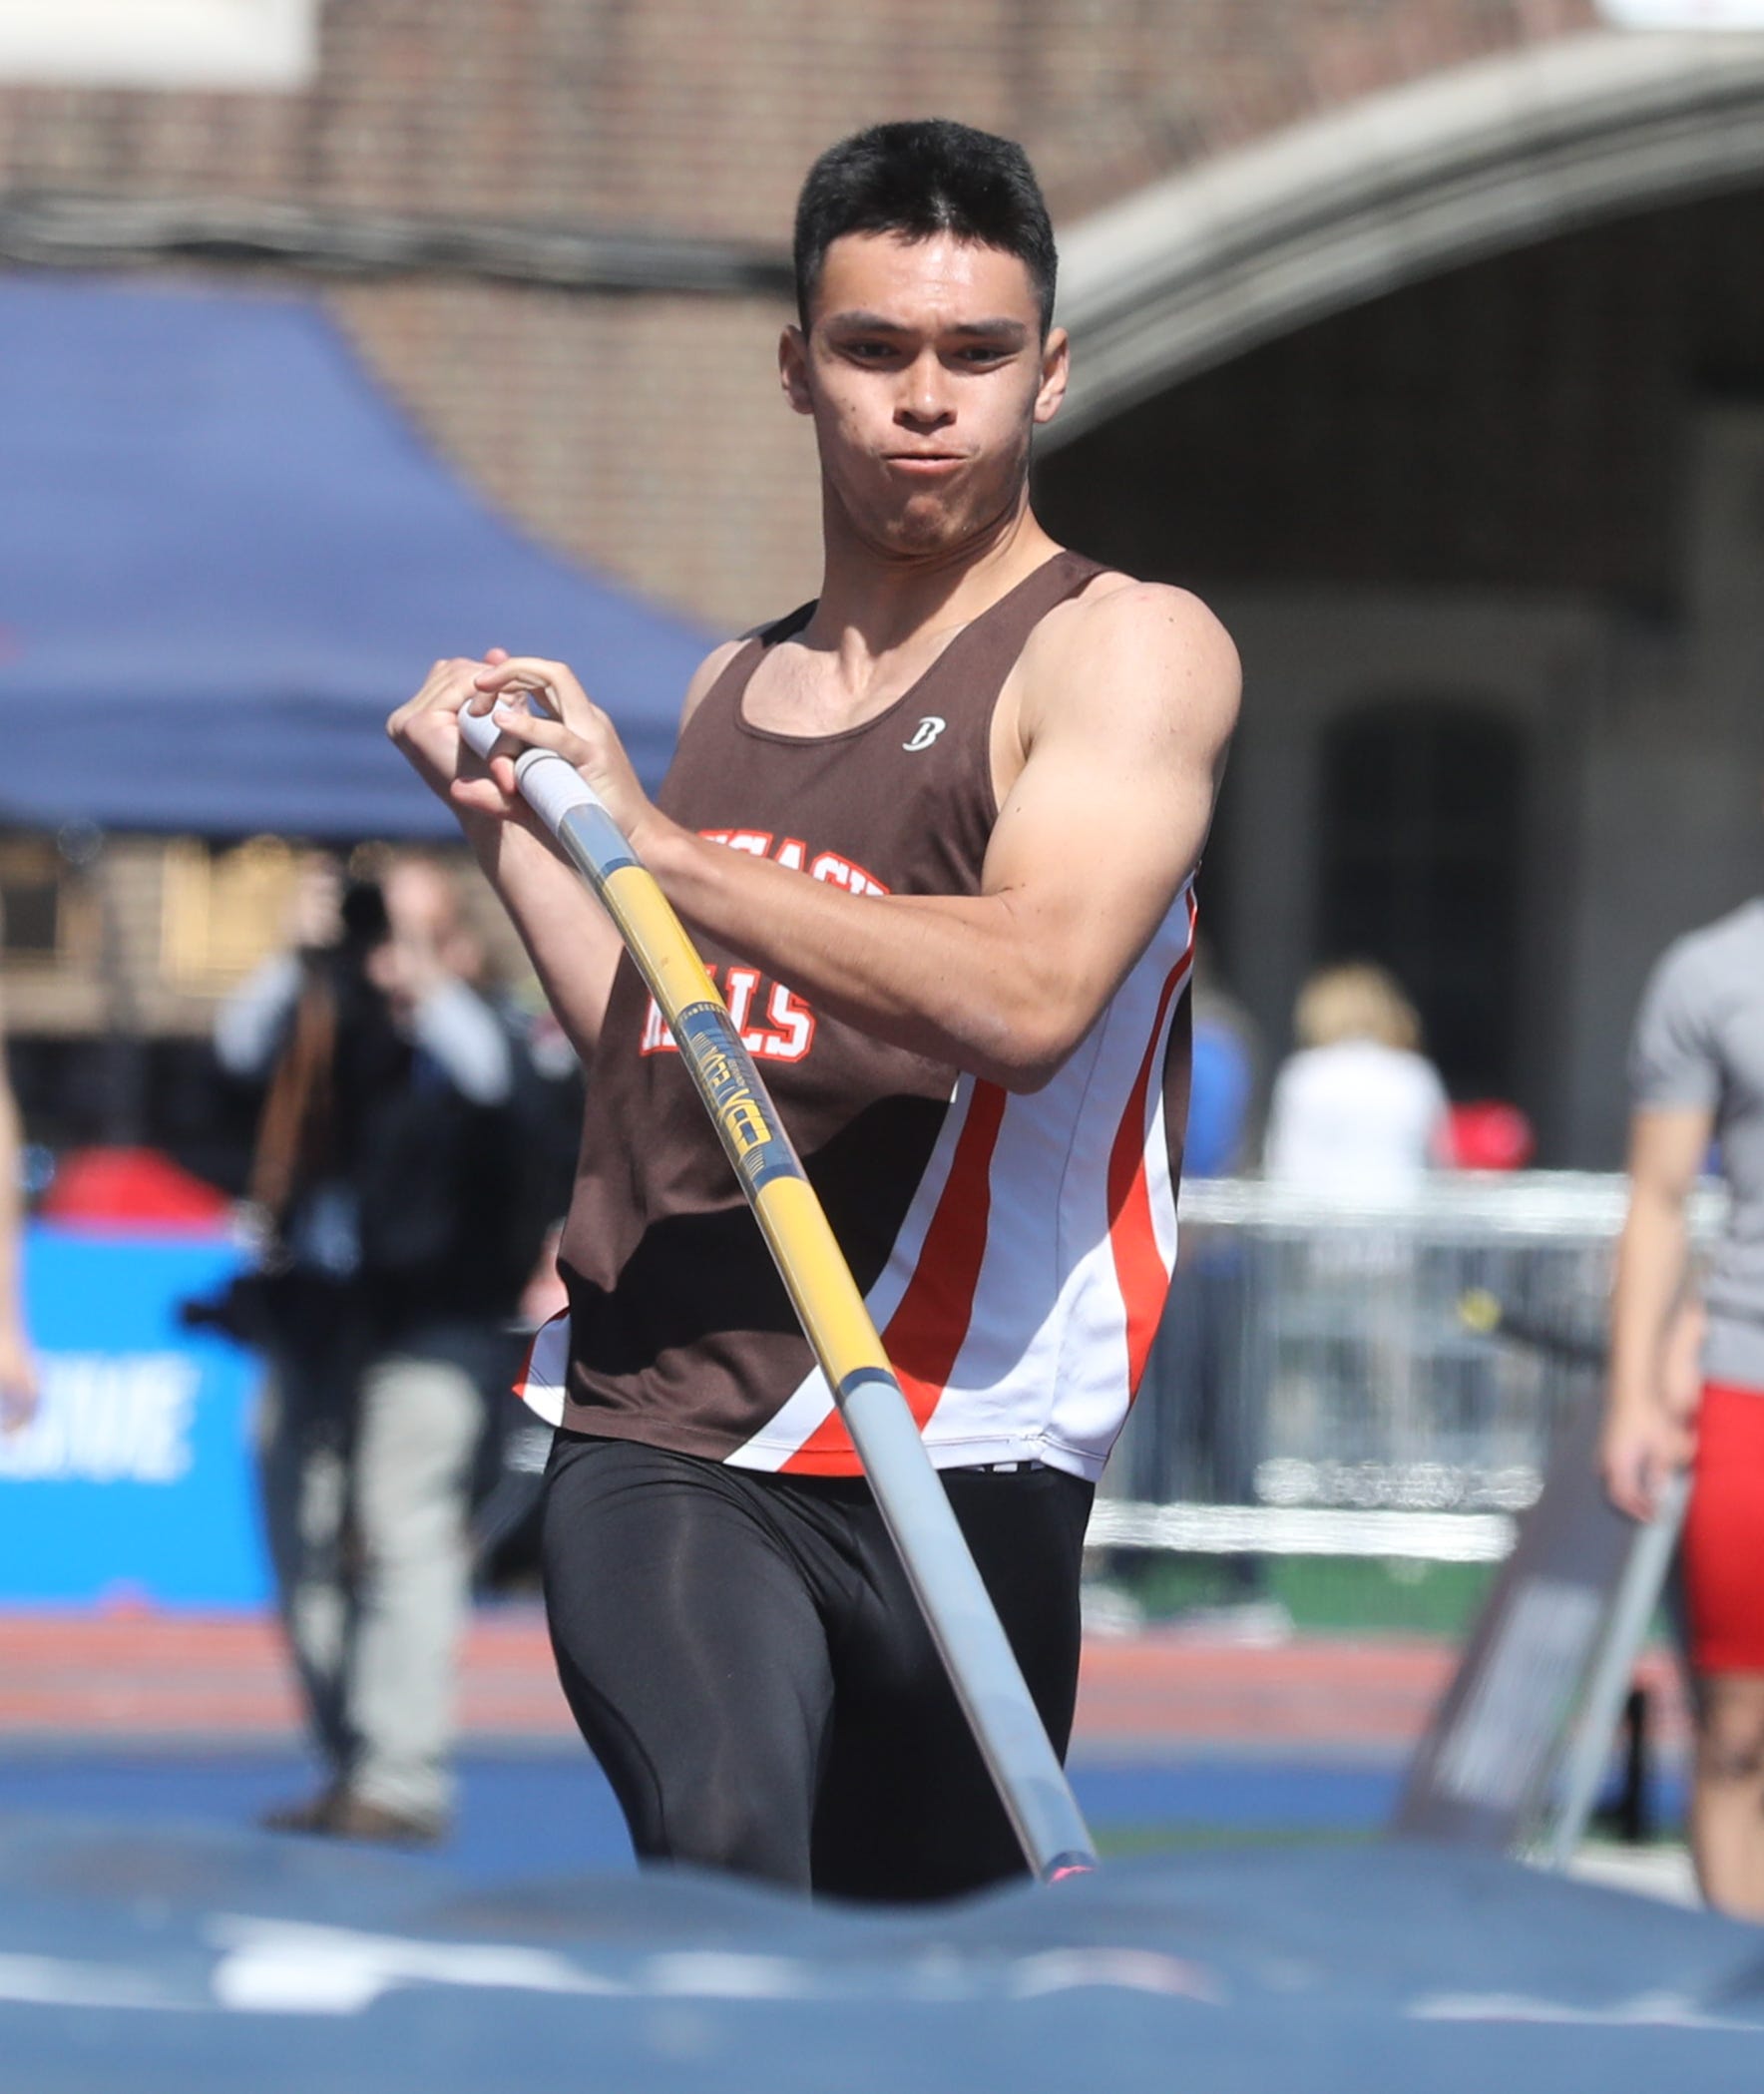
[778,1078,1010,1474]
[1105,954,1193,1396]
[512,1323,540,1403]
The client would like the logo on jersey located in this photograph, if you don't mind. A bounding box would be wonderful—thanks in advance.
[903,716,947,753]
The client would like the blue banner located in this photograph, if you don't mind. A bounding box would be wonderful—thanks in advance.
[0,1228,269,1606]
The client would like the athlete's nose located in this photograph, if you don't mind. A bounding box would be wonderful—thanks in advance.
[896,348,954,432]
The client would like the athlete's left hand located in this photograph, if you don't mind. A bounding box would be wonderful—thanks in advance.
[467,658,661,852]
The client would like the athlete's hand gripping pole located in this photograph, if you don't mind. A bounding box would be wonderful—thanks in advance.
[460,701,1097,1885]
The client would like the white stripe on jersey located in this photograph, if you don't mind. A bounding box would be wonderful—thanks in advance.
[726,883,1196,1479]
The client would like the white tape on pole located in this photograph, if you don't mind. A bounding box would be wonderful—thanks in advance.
[456,701,607,822]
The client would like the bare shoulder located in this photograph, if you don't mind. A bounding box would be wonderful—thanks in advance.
[675,633,753,733]
[1021,572,1240,747]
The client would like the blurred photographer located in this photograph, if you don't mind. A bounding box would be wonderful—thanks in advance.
[217,850,550,1846]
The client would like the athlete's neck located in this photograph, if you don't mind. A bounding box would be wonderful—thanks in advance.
[808,484,1064,670]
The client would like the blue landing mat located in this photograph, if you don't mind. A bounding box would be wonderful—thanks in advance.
[1,1817,1761,2092]
[0,1752,1409,1882]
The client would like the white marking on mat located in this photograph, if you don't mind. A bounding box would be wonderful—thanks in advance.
[1412,1989,1764,2032]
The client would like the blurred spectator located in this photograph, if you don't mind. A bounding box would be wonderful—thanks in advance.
[217,850,555,1846]
[1601,880,1764,1922]
[0,967,35,1433]
[1263,962,1451,1195]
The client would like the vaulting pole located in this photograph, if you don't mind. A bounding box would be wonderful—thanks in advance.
[458,703,1097,1885]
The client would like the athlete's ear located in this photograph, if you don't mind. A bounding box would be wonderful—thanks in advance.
[1033,327,1070,426]
[779,325,814,417]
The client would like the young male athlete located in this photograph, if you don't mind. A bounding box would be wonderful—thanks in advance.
[390,119,1239,1900]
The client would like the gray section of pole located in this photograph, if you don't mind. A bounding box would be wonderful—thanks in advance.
[1542,1468,1688,1873]
[555,801,638,888]
[839,1371,1098,1881]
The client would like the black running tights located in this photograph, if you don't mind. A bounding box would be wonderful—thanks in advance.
[540,1432,1093,1903]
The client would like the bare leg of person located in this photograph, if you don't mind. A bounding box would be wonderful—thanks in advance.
[1690,1671,1764,1921]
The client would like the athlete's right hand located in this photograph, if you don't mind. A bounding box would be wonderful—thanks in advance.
[388,652,526,826]
[1598,1397,1692,1523]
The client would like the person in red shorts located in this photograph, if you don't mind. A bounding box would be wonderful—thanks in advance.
[1602,885,1764,1920]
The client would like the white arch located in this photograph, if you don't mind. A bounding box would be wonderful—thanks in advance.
[1050,31,1764,445]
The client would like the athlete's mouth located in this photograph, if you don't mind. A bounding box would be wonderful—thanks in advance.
[885,453,966,474]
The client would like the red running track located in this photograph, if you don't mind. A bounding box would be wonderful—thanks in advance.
[0,1608,1693,1754]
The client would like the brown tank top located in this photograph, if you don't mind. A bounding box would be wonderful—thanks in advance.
[554,550,1109,1458]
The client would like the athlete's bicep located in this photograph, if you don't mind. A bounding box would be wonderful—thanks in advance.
[981,586,1238,1048]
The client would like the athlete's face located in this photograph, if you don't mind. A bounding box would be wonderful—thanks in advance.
[781,232,1069,559]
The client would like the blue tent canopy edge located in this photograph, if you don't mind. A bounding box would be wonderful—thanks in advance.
[0,274,715,840]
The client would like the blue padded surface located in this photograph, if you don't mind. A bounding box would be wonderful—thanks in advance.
[1,1816,1761,2092]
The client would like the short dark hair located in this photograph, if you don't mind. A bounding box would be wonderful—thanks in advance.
[792,120,1057,336]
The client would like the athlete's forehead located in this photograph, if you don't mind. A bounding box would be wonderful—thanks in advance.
[807,230,1042,338]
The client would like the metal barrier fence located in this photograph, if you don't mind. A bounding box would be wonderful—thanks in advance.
[1091,1173,1725,1633]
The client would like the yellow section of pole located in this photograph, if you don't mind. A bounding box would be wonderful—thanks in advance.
[750,1173,892,1394]
[596,863,890,1393]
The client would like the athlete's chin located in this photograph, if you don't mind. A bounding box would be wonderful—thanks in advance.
[870,491,994,558]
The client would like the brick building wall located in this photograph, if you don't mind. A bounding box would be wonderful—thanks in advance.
[0,0,1597,629]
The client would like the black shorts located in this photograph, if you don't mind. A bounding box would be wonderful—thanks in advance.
[541,1431,1094,1903]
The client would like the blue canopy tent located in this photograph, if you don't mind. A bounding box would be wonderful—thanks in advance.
[0,275,711,840]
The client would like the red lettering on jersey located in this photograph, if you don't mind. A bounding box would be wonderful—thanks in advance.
[696,829,888,895]
[638,835,884,1058]
[725,966,761,1042]
[756,982,815,1061]
[809,850,888,897]
[638,963,817,1064]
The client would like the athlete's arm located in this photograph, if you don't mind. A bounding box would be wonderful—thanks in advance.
[387,643,740,1062]
[472,584,1239,1091]
[1600,1103,1711,1520]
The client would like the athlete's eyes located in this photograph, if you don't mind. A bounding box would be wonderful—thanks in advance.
[834,339,1013,367]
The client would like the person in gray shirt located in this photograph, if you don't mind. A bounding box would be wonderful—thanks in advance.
[1602,893,1764,1921]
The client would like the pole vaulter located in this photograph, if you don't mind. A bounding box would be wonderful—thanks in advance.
[457,699,1098,1885]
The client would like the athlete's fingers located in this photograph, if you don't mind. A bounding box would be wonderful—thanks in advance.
[487,702,598,765]
[474,656,597,730]
[390,657,487,737]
